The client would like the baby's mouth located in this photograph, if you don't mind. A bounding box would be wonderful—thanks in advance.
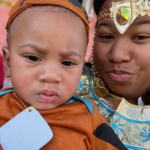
[37,89,59,103]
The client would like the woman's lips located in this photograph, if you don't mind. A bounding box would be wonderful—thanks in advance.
[107,71,133,82]
[37,90,59,103]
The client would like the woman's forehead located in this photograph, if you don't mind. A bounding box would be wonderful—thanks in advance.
[98,14,150,24]
[96,16,150,37]
[98,0,150,34]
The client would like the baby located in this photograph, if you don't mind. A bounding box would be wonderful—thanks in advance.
[0,0,127,150]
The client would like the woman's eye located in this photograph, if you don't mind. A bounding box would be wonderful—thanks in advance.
[134,36,150,40]
[62,61,76,66]
[25,55,40,61]
[99,35,114,40]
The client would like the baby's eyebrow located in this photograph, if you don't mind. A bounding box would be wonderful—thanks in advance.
[61,51,82,58]
[19,43,46,54]
[19,44,82,58]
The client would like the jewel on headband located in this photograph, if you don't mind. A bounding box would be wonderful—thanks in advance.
[98,0,150,34]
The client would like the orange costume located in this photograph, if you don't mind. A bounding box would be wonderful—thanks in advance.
[0,88,127,150]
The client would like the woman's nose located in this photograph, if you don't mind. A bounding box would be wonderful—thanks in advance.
[109,38,132,63]
[38,64,61,83]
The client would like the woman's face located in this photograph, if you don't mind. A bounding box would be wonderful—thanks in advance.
[94,0,150,100]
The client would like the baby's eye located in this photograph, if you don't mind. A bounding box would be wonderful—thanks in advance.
[25,55,40,61]
[62,61,76,66]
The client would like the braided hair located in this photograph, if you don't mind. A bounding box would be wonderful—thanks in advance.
[85,0,106,67]
[85,0,105,67]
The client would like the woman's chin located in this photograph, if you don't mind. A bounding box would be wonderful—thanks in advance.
[108,85,136,98]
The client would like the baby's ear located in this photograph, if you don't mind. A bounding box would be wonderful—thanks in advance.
[2,46,11,78]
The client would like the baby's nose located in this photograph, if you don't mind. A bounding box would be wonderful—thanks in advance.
[38,64,61,83]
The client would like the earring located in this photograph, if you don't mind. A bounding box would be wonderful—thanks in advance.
[91,29,108,95]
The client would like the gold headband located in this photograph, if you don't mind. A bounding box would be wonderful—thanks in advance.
[98,0,150,34]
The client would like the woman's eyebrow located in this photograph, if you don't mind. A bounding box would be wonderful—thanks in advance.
[133,20,150,26]
[97,22,111,29]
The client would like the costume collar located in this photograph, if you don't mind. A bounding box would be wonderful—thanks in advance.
[0,90,93,114]
[66,95,93,114]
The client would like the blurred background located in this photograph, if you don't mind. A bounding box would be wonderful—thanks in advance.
[0,0,96,88]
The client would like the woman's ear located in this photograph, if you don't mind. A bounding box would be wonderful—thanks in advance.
[2,46,11,78]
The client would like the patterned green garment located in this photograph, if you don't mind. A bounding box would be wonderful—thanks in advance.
[75,66,150,150]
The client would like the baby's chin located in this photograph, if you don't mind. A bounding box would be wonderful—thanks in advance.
[25,101,62,111]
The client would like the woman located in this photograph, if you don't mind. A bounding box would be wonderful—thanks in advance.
[75,0,150,149]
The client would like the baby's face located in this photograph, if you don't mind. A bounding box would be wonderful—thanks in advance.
[3,7,87,110]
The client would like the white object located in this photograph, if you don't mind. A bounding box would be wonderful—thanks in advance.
[82,0,94,18]
[138,97,145,106]
[0,106,53,150]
